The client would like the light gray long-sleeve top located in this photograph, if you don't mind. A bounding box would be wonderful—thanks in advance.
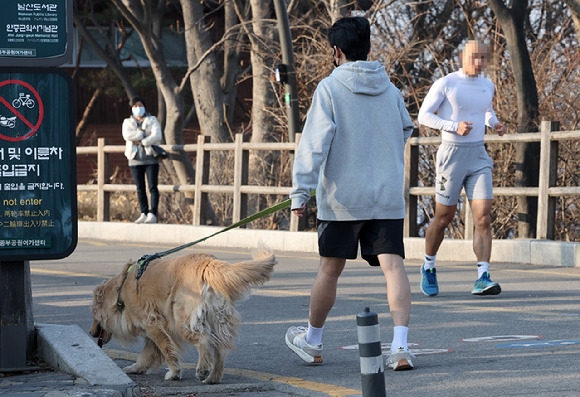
[417,69,499,143]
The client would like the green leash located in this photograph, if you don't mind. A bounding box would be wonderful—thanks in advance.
[116,191,314,311]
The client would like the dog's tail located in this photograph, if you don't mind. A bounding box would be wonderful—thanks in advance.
[203,242,276,302]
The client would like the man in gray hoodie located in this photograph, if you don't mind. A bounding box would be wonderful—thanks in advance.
[286,16,416,371]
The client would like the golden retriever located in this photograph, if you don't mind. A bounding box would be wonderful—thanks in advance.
[90,244,276,383]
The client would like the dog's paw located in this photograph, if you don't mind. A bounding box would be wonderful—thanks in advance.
[203,375,221,384]
[196,367,211,381]
[123,364,147,374]
[164,369,182,380]
[200,367,223,384]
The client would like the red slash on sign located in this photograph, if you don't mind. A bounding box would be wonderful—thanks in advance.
[0,79,44,142]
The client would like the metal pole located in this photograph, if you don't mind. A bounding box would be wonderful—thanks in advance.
[356,307,386,397]
[0,261,28,371]
[273,0,301,143]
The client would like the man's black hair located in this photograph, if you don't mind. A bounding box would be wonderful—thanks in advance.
[328,16,370,62]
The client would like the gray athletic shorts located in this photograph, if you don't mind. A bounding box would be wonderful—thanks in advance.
[434,141,493,206]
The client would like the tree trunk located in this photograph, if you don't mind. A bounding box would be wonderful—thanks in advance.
[249,0,276,146]
[181,0,230,143]
[325,0,350,22]
[489,0,540,238]
[76,87,102,145]
[221,1,245,126]
[563,0,580,38]
[246,0,277,219]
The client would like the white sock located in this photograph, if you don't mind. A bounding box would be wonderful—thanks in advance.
[423,254,436,270]
[391,326,409,352]
[477,262,490,278]
[306,322,323,346]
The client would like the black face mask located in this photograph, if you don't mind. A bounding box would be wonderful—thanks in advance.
[332,47,339,67]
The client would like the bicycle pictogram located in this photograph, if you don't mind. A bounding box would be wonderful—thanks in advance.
[12,93,36,109]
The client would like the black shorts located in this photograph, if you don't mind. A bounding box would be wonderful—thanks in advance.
[317,219,405,266]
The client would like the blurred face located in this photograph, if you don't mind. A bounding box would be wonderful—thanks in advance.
[461,41,488,77]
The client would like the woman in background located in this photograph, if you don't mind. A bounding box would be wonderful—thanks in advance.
[122,96,162,224]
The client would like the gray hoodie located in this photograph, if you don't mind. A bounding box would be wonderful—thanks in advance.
[290,60,414,221]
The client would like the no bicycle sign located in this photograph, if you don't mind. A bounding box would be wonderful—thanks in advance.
[0,68,76,261]
[0,79,44,142]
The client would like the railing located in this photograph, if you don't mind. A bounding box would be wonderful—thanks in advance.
[76,133,301,230]
[78,121,579,239]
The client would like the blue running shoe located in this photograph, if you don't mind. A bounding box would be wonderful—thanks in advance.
[471,272,501,295]
[420,267,438,296]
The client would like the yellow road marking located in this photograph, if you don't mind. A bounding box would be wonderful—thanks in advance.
[85,241,108,246]
[105,349,361,397]
[31,268,107,278]
[37,299,93,307]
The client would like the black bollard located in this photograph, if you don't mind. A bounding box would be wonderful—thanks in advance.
[356,307,386,397]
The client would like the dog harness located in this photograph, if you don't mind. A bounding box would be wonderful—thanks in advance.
[116,253,161,312]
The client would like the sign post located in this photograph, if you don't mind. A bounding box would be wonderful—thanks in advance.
[0,0,75,372]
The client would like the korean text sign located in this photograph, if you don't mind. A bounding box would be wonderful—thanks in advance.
[0,0,73,67]
[0,68,77,260]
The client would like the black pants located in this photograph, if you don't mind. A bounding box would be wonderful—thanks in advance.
[130,164,159,216]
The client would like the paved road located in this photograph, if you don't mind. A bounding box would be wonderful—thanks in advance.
[28,239,580,396]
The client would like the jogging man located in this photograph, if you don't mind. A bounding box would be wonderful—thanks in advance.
[417,40,506,297]
[286,16,416,371]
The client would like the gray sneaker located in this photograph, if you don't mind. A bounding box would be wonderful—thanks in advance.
[285,326,323,364]
[387,346,415,371]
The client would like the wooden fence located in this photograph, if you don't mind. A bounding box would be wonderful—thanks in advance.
[404,121,579,240]
[78,121,579,239]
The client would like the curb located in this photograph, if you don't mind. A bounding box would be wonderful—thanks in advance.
[36,323,138,396]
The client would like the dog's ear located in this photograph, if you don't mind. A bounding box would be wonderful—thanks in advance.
[92,283,105,309]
